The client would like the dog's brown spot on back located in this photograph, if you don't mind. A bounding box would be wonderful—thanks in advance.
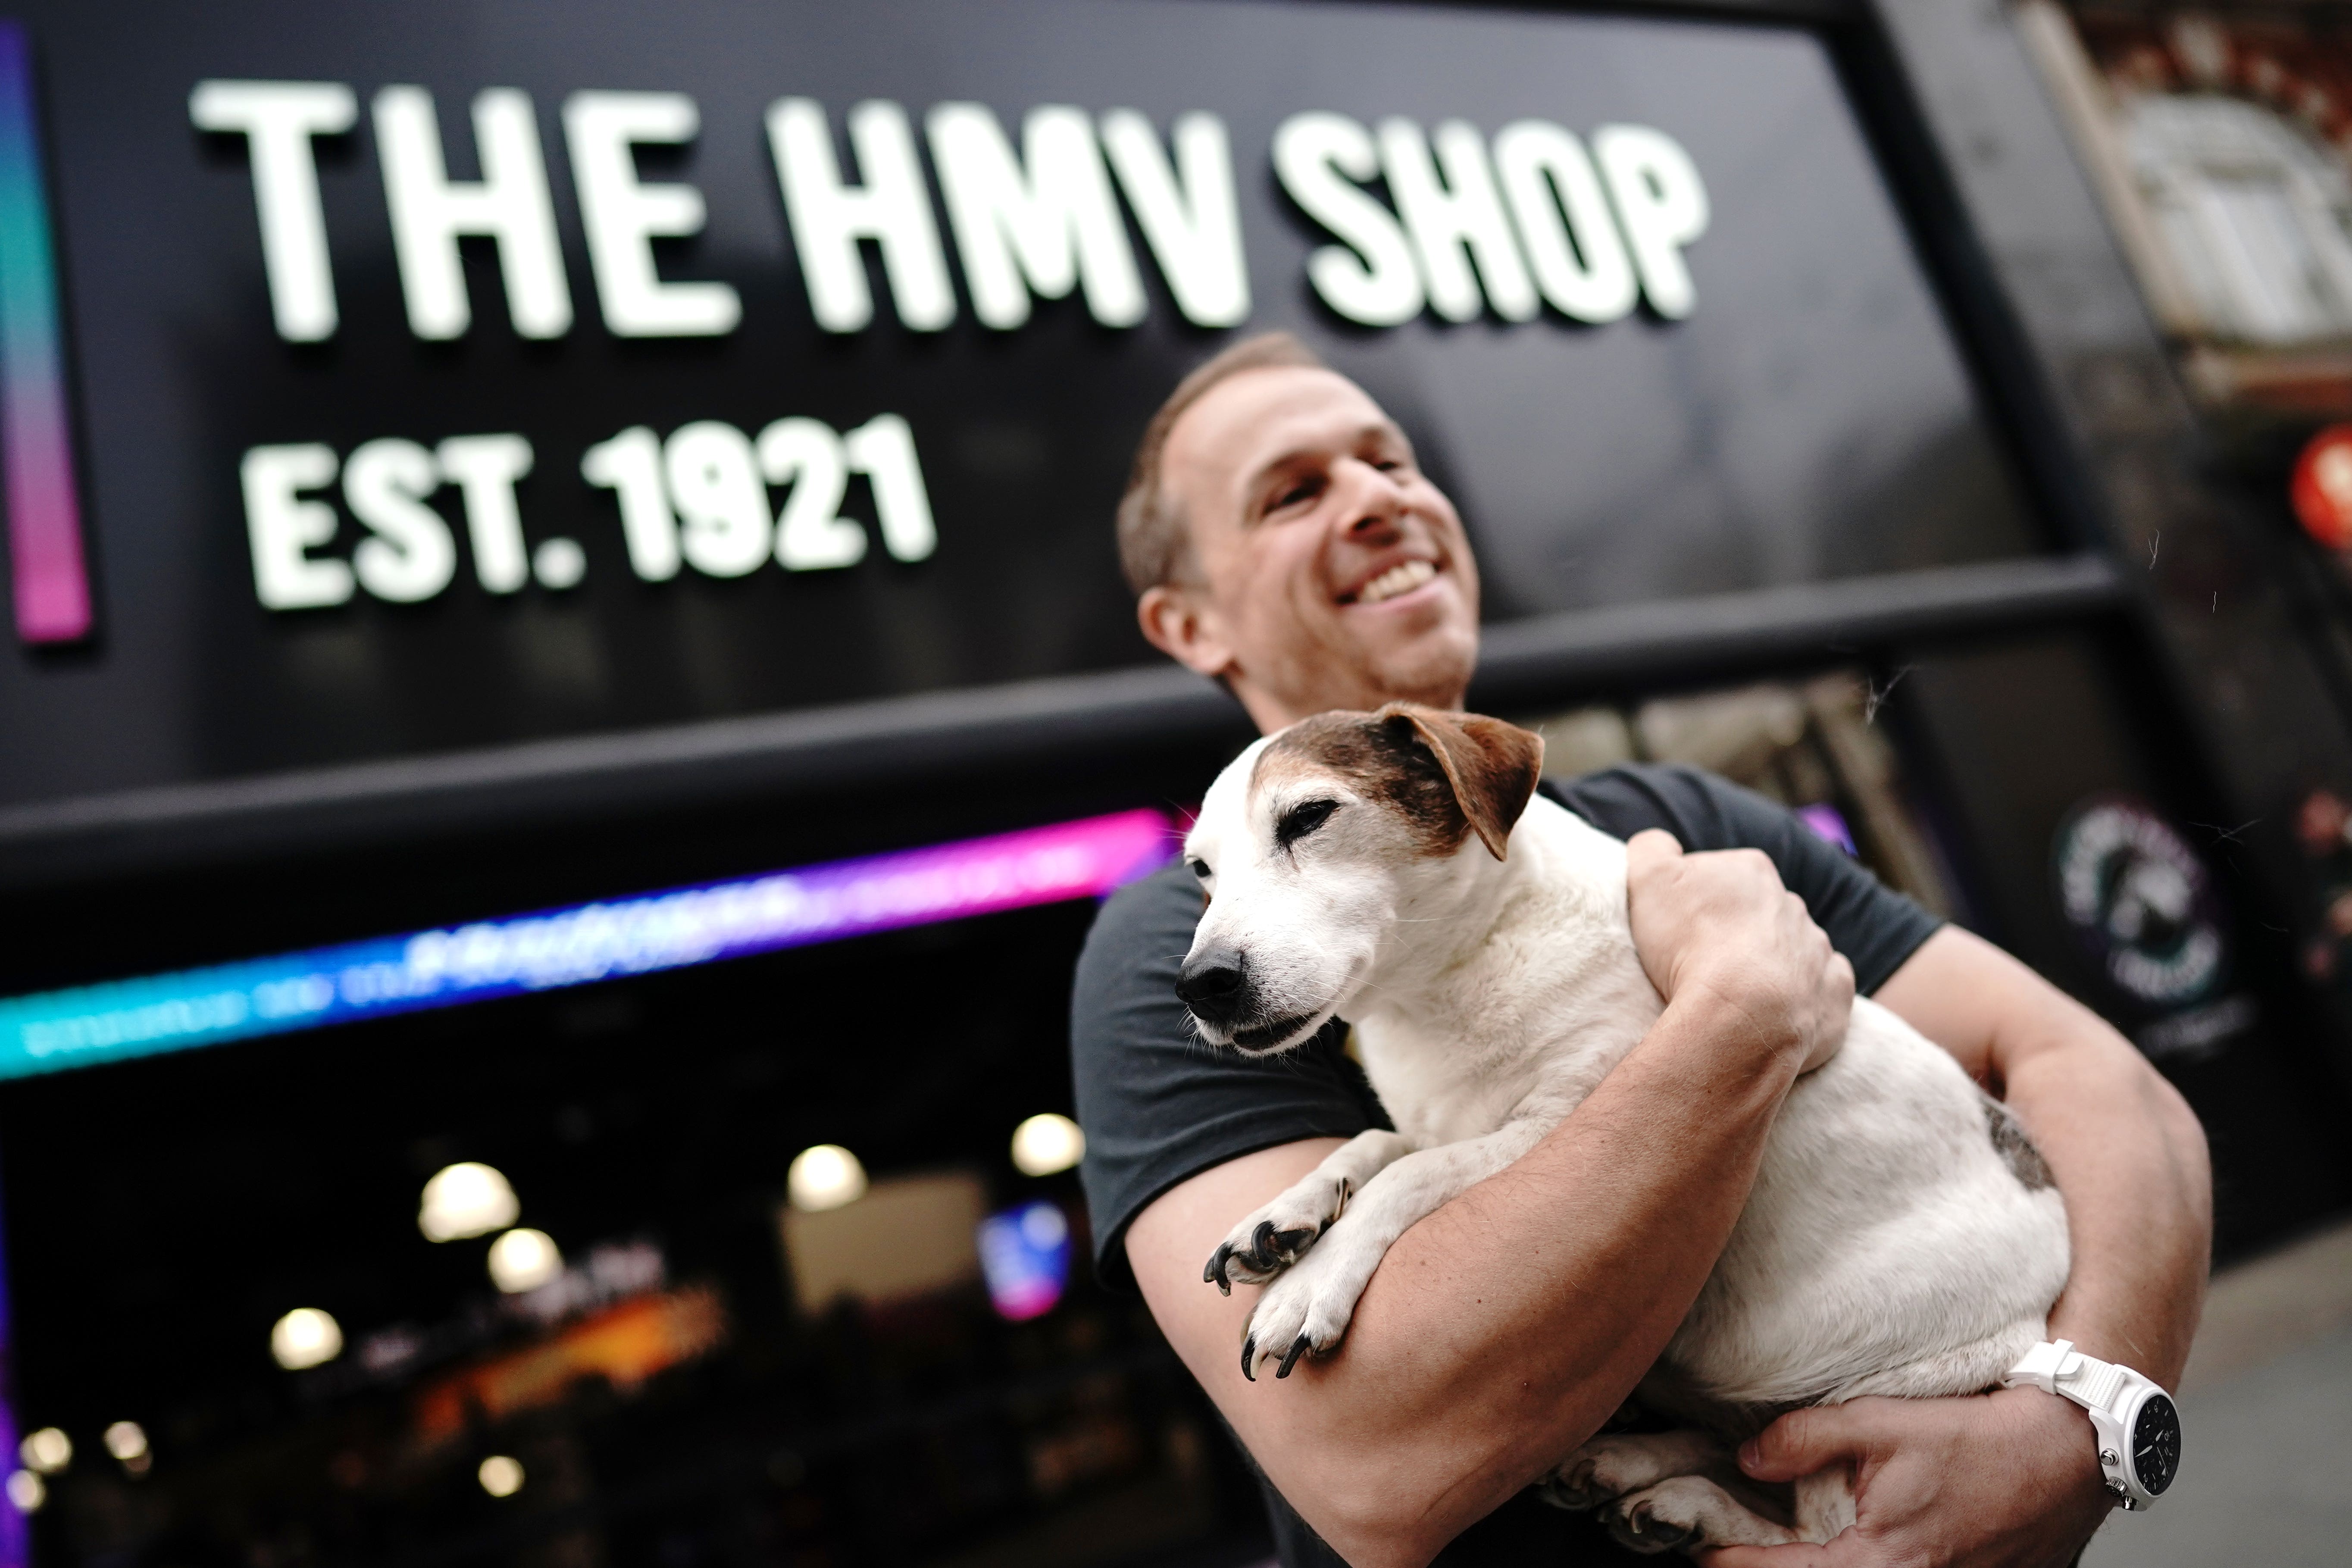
[1982,1096,2054,1191]
[1253,710,1472,858]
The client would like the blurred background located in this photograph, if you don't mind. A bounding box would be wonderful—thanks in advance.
[1,1,2350,1565]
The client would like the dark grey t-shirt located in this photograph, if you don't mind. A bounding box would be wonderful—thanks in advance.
[1068,765,1942,1567]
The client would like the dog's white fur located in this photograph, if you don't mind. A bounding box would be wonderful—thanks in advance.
[1180,717,2071,1555]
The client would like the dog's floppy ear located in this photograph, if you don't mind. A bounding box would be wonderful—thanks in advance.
[1376,704,1545,861]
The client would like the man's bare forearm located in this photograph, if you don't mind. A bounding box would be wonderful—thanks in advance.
[2002,1017,2210,1383]
[1134,989,1806,1568]
[1877,928,2212,1386]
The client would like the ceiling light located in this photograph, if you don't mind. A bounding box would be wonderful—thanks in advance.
[478,1455,524,1497]
[271,1307,344,1370]
[102,1422,147,1463]
[4,1470,41,1513]
[788,1144,867,1212]
[488,1227,562,1294]
[18,1428,68,1475]
[1010,1114,1085,1177]
[419,1162,520,1242]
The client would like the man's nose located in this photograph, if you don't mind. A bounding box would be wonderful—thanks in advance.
[1336,458,1407,540]
[1176,945,1249,1027]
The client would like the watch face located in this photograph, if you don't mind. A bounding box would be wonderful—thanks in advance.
[2132,1392,2181,1496]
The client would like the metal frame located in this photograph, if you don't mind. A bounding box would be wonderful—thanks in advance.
[0,556,2123,889]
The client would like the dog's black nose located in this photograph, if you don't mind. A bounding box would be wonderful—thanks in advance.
[1176,947,1248,1027]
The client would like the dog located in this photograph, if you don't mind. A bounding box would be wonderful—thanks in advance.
[1174,704,2070,1555]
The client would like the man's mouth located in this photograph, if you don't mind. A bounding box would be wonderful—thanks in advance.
[1342,557,1439,606]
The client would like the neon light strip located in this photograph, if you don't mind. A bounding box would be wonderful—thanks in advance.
[0,808,1176,1082]
[0,22,87,645]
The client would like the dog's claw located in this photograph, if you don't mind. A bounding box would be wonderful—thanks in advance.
[1251,1220,1276,1265]
[1205,1244,1232,1294]
[1276,1335,1311,1378]
[1541,1459,1605,1512]
[1241,1335,1257,1382]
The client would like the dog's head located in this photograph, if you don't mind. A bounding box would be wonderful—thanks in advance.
[1176,703,1544,1054]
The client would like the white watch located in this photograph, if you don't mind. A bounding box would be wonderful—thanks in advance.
[2002,1339,2182,1510]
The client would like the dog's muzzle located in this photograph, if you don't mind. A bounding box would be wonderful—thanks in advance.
[1176,945,1249,1029]
[1177,946,1322,1052]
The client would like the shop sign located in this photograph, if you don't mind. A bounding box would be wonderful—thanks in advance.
[0,0,2036,816]
[2052,795,2229,1011]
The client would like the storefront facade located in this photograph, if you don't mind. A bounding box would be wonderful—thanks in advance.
[2,1,2350,1565]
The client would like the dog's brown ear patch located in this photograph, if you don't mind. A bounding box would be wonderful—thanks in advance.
[1376,704,1545,861]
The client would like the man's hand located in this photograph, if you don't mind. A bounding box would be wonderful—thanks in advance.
[1626,829,1854,1073]
[1701,1390,2113,1568]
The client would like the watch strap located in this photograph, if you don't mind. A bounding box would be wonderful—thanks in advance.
[2004,1338,2130,1415]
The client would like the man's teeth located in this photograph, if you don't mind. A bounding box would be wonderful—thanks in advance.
[1356,559,1438,604]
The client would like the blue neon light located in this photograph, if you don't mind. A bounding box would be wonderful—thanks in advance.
[0,809,1175,1083]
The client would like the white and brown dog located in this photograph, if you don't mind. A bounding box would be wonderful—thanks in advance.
[1176,704,2070,1555]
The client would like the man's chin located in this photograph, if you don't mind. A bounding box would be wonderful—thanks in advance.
[1359,627,1479,711]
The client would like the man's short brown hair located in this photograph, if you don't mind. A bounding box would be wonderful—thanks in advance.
[1116,331,1327,596]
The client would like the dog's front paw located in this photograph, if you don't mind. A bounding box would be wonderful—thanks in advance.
[1239,1239,1370,1382]
[1204,1171,1351,1293]
[1541,1431,1723,1512]
[1602,1475,1789,1555]
[1601,1480,1709,1556]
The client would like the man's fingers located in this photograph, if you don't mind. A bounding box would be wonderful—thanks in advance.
[1738,1403,1873,1481]
[1623,827,1685,876]
[1698,1544,1837,1568]
[1702,1513,1878,1568]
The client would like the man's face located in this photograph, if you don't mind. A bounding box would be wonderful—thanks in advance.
[1149,367,1480,729]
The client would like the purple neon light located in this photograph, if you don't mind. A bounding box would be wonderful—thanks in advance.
[1797,802,1858,857]
[0,21,88,645]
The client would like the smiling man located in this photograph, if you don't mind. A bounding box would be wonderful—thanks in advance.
[1069,333,2211,1568]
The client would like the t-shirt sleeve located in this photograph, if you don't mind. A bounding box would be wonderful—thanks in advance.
[1071,864,1379,1292]
[1553,764,1944,995]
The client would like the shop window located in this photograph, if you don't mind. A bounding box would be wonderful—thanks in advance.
[2023,3,2352,406]
[2124,92,2352,345]
[1518,669,1960,918]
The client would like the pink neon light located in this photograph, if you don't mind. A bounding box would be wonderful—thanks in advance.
[778,807,1176,942]
[6,394,87,642]
[0,19,90,647]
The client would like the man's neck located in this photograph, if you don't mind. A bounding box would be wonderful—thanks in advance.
[1236,681,1474,734]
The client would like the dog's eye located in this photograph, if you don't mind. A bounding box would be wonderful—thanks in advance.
[1275,798,1341,850]
[1188,858,1212,881]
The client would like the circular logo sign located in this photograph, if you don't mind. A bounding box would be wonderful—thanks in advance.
[2290,425,2352,549]
[2053,797,2227,1008]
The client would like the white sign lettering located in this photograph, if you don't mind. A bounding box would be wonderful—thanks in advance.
[203,85,1707,612]
[193,81,1709,342]
[248,416,936,608]
[373,86,572,340]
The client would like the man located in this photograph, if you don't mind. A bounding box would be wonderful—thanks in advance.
[1070,333,2210,1568]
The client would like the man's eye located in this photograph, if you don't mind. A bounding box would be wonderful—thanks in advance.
[1188,858,1212,880]
[1269,479,1320,513]
[1275,799,1340,849]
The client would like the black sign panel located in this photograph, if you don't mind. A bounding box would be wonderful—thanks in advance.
[0,0,2041,811]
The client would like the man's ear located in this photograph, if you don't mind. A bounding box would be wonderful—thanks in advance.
[1377,704,1545,861]
[1138,582,1239,681]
